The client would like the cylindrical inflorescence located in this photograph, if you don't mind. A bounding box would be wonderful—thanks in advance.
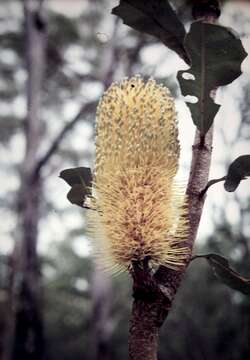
[87,76,189,273]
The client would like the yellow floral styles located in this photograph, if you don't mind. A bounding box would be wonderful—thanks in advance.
[88,76,188,273]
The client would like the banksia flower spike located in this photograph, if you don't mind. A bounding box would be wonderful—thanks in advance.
[87,76,189,273]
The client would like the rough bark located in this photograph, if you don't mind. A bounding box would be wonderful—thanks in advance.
[128,1,220,359]
[10,1,47,359]
[129,261,171,360]
[129,301,162,360]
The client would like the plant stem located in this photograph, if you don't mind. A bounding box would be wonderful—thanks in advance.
[128,261,170,360]
[199,176,226,198]
[128,300,164,360]
[128,2,220,359]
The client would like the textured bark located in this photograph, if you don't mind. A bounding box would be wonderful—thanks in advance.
[129,301,161,360]
[128,1,220,359]
[10,1,47,359]
[129,261,171,360]
[186,128,214,247]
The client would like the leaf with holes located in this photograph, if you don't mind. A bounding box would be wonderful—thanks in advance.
[177,21,247,135]
[224,155,250,192]
[194,254,250,296]
[112,0,189,63]
[59,167,92,208]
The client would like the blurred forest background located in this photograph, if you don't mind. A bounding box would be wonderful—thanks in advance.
[0,0,250,359]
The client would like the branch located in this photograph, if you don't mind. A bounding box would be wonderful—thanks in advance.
[199,175,226,198]
[185,128,214,247]
[34,101,97,177]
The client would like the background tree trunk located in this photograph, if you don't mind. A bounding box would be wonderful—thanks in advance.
[90,269,113,360]
[10,1,47,359]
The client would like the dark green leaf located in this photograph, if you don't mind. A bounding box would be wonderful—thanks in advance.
[59,167,92,189]
[60,167,92,208]
[224,155,250,192]
[67,184,87,208]
[178,21,247,135]
[112,0,189,63]
[193,254,250,296]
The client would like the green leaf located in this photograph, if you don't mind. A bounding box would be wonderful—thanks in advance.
[177,21,248,135]
[59,167,92,208]
[112,0,190,64]
[224,155,250,192]
[67,184,87,207]
[59,167,92,188]
[193,254,250,296]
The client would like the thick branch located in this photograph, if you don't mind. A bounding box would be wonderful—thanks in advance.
[129,301,163,360]
[129,261,170,360]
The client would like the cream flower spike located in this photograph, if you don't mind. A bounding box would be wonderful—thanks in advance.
[87,75,189,273]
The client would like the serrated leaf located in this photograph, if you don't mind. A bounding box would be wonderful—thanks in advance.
[67,184,87,207]
[224,155,250,192]
[194,253,250,296]
[178,21,247,135]
[59,167,92,208]
[112,0,189,64]
[59,167,92,189]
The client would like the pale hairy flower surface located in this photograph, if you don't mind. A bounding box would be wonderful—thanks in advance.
[87,76,189,273]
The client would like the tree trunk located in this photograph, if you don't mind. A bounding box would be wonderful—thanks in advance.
[10,1,47,359]
[129,262,176,360]
[0,289,9,360]
[128,300,166,360]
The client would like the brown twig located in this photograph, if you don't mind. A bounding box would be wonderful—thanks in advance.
[199,175,226,198]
